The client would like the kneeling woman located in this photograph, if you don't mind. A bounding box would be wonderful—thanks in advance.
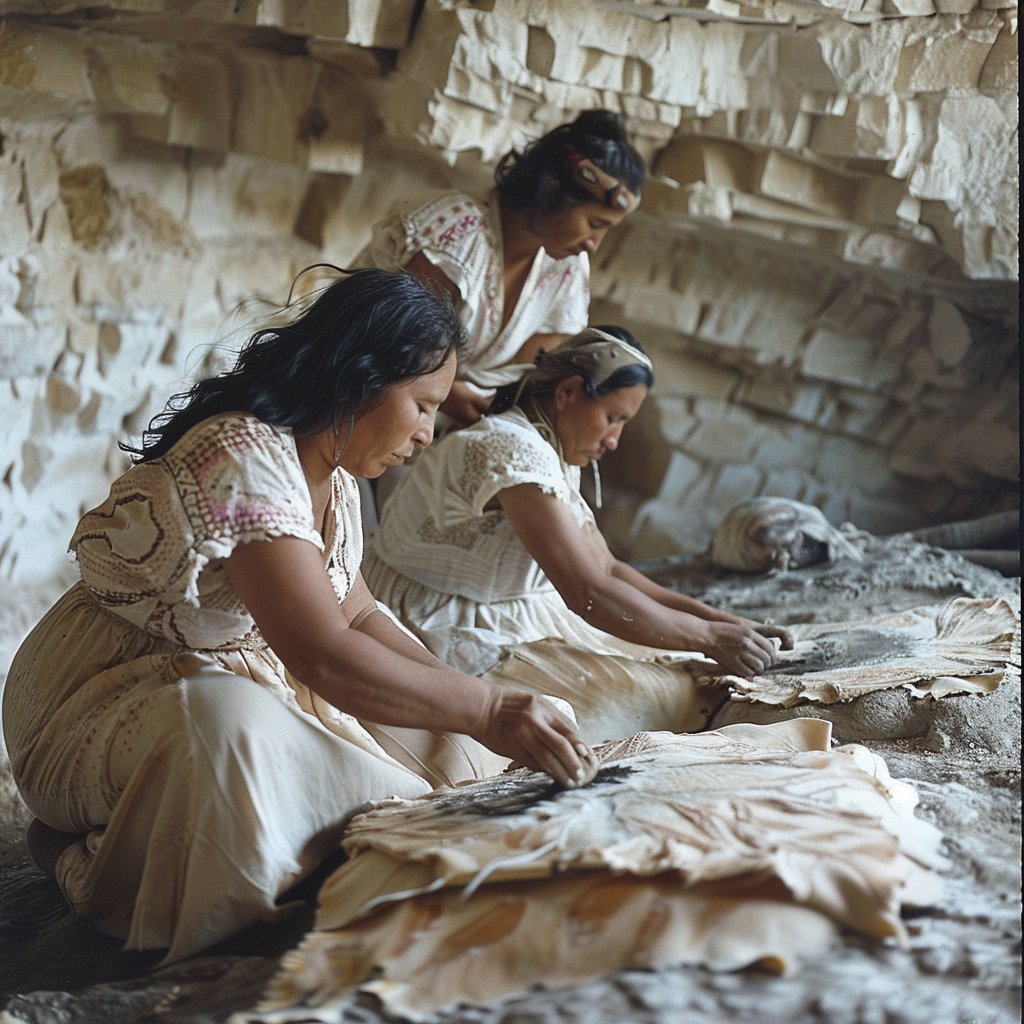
[364,328,789,744]
[1,269,590,964]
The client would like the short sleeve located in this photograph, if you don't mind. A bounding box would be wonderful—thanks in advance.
[165,415,321,565]
[455,414,577,517]
[357,191,494,309]
[72,414,320,619]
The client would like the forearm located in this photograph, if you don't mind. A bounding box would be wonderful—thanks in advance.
[571,572,711,652]
[292,623,595,786]
[514,332,569,366]
[225,537,590,785]
[291,623,495,737]
[353,606,444,669]
[610,560,745,624]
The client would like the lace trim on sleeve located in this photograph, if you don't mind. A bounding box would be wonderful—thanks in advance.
[459,415,572,517]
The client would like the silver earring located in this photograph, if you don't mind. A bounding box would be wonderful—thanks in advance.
[333,413,355,465]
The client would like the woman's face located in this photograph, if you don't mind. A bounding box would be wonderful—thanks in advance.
[550,377,647,467]
[341,351,457,478]
[533,199,631,260]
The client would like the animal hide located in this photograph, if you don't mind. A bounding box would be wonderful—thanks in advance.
[242,720,945,1023]
[689,596,1020,707]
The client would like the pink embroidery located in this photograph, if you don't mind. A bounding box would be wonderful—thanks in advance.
[438,213,483,246]
[206,501,279,530]
[533,266,577,291]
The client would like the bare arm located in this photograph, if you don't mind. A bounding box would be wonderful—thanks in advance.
[514,332,570,365]
[498,485,780,677]
[339,573,441,666]
[224,535,590,785]
[607,544,794,649]
[405,250,460,304]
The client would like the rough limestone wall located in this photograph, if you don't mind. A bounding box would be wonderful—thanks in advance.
[588,221,1019,560]
[0,0,1018,669]
[370,0,1019,559]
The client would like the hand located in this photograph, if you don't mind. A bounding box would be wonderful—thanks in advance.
[440,380,496,425]
[697,621,779,679]
[476,689,596,788]
[748,620,795,651]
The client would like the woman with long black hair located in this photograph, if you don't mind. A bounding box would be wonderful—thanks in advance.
[2,268,591,964]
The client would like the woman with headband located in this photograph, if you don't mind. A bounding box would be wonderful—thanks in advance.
[364,328,790,744]
[356,110,644,429]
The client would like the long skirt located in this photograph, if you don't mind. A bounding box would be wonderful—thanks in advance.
[2,583,504,963]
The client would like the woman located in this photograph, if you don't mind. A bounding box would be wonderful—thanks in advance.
[364,329,790,744]
[356,109,645,426]
[1,269,591,963]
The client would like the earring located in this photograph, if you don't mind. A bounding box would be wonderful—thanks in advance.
[331,421,342,464]
[333,413,355,465]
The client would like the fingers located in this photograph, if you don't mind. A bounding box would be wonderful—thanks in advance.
[544,733,593,786]
[536,705,596,788]
[488,691,594,788]
[572,741,599,786]
[756,622,795,650]
[749,627,776,657]
[712,625,776,678]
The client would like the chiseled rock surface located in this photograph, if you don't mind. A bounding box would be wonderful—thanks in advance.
[0,0,1017,629]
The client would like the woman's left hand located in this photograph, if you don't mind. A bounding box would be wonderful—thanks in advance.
[748,620,795,651]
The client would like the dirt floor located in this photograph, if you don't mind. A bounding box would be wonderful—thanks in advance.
[0,530,1020,1024]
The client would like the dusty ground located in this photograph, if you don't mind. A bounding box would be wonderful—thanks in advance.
[1,531,1020,1024]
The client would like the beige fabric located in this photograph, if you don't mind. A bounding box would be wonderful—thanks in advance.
[355,190,590,387]
[1,413,503,962]
[710,496,862,572]
[701,596,1020,707]
[248,721,945,1022]
[364,408,715,742]
[511,327,652,399]
[368,407,592,613]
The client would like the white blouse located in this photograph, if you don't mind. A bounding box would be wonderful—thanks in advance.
[356,190,590,386]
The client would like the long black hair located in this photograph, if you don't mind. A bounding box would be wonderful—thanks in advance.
[122,267,465,463]
[494,109,646,216]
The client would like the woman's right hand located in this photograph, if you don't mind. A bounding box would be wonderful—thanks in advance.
[476,689,596,788]
[697,621,778,679]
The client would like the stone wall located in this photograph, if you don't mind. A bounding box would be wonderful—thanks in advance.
[0,0,1018,665]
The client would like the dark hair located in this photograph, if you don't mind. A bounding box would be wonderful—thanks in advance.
[490,324,653,414]
[122,267,465,462]
[494,110,646,215]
